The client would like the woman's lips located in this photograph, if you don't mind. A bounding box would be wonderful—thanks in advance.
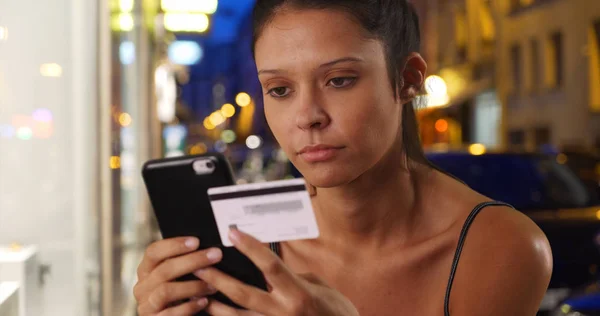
[298,144,344,163]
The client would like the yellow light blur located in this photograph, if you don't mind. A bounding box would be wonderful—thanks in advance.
[190,143,208,155]
[203,117,215,130]
[417,95,450,109]
[420,74,451,109]
[425,75,448,97]
[560,304,571,314]
[110,156,121,169]
[589,26,600,112]
[595,163,600,176]
[556,153,568,164]
[209,111,225,126]
[455,12,467,47]
[221,103,236,118]
[164,13,209,33]
[0,26,8,41]
[119,113,132,127]
[121,13,134,31]
[236,92,251,107]
[236,100,255,137]
[596,210,600,220]
[9,242,22,252]
[40,63,63,77]
[469,143,486,156]
[161,0,218,14]
[33,122,53,139]
[119,0,134,12]
[111,13,135,31]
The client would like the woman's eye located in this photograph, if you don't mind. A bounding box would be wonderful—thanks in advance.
[327,77,356,88]
[267,87,290,98]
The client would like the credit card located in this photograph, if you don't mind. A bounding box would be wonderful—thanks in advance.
[207,178,319,247]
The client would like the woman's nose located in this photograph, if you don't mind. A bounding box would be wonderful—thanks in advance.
[295,90,331,131]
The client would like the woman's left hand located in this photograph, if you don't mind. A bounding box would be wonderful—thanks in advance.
[194,229,359,316]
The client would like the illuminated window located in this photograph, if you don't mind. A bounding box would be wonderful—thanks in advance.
[479,1,495,45]
[589,20,600,112]
[455,10,468,63]
[545,31,564,89]
[510,44,522,95]
[529,39,540,94]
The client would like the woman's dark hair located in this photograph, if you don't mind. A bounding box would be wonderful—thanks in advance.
[251,0,430,169]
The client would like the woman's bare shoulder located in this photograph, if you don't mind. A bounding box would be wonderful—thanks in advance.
[448,203,553,315]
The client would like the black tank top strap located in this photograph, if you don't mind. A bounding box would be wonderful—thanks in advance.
[444,201,514,316]
[269,242,281,257]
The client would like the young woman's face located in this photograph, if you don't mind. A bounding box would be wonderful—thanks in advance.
[255,8,403,187]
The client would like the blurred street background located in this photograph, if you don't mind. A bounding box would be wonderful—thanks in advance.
[0,0,600,315]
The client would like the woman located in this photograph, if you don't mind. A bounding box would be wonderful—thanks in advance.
[134,1,553,315]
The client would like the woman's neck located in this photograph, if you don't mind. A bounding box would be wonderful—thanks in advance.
[310,154,434,254]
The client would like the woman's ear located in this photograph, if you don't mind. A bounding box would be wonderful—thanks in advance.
[399,53,427,103]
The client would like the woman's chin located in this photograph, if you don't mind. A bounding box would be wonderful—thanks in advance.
[301,169,356,188]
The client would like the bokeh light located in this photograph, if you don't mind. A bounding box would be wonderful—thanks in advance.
[468,143,486,156]
[203,117,215,130]
[16,127,33,140]
[236,92,251,107]
[246,135,262,149]
[221,130,236,143]
[110,156,121,169]
[435,119,448,133]
[209,111,225,126]
[221,103,236,118]
[119,113,132,127]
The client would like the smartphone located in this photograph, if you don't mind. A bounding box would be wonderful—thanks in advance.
[141,153,268,312]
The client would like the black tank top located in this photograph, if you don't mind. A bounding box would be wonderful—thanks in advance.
[268,201,513,316]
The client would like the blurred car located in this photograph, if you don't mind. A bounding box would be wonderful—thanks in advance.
[426,150,600,314]
[551,281,600,315]
[559,151,600,197]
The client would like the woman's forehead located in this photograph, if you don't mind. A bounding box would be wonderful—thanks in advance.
[254,9,380,70]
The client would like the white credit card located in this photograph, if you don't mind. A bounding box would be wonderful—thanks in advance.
[207,178,319,247]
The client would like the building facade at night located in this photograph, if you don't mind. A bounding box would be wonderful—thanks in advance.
[417,0,600,151]
[495,0,600,150]
[416,0,502,150]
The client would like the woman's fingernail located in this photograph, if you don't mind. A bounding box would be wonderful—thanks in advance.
[207,285,218,294]
[185,238,199,249]
[228,229,241,244]
[206,248,222,262]
[194,268,207,277]
[197,297,208,307]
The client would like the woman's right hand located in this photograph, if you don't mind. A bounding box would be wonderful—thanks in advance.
[133,237,224,315]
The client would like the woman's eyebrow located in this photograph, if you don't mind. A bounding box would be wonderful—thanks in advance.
[257,56,364,76]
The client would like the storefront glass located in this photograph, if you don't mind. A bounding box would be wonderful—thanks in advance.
[0,0,101,315]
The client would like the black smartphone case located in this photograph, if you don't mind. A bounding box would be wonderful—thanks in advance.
[141,153,267,314]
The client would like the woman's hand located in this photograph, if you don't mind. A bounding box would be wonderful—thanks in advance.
[133,237,224,315]
[194,230,359,316]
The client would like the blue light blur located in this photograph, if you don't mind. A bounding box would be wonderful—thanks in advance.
[119,41,136,65]
[168,41,203,66]
[0,124,15,138]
